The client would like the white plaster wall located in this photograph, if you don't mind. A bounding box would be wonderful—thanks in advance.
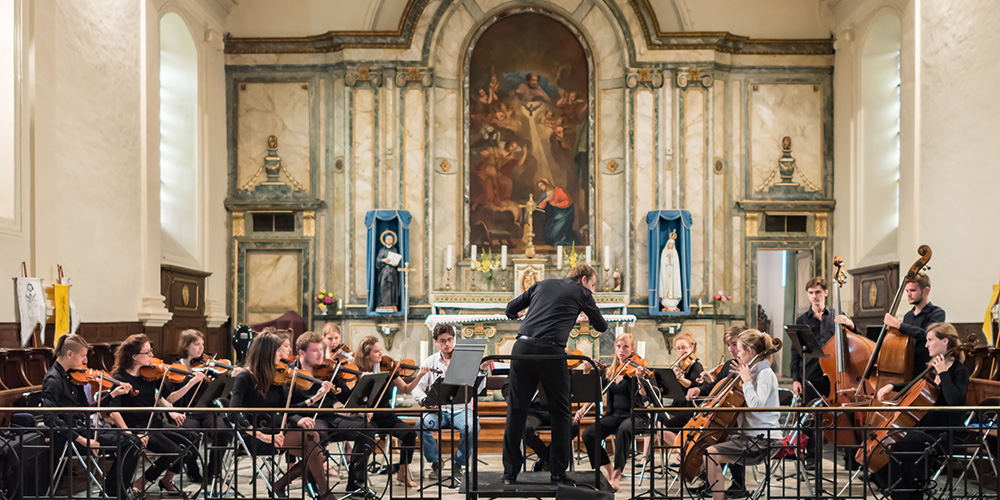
[915,0,1000,322]
[646,0,830,39]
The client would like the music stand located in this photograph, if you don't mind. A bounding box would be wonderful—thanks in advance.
[424,376,487,407]
[538,370,600,405]
[344,372,390,410]
[784,323,828,493]
[194,376,235,407]
[650,368,688,403]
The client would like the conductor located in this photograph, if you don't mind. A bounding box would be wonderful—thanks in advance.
[501,264,608,484]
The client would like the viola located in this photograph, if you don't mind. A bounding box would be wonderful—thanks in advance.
[379,356,441,378]
[138,358,196,383]
[190,355,235,377]
[857,348,956,472]
[676,338,782,482]
[68,366,136,395]
[818,256,876,446]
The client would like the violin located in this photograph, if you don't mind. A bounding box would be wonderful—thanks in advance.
[698,357,727,384]
[312,359,363,382]
[138,358,196,383]
[676,338,782,481]
[671,351,696,373]
[190,355,235,377]
[379,356,441,378]
[68,366,136,395]
[565,349,607,370]
[573,353,648,423]
[329,343,354,360]
[274,360,340,393]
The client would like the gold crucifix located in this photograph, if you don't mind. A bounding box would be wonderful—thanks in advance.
[520,193,542,258]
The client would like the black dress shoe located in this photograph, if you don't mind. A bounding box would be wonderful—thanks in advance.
[724,488,749,499]
[501,474,517,485]
[803,454,817,470]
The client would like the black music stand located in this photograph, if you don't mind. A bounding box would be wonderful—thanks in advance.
[650,368,688,403]
[344,372,390,410]
[785,324,827,495]
[194,376,235,407]
[538,370,600,406]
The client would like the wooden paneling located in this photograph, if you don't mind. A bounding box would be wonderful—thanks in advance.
[849,261,899,336]
[160,265,225,360]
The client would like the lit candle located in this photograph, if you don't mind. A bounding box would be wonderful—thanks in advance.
[445,245,454,269]
[471,244,477,262]
[501,245,508,269]
[420,340,429,363]
[603,246,611,270]
[585,246,592,265]
[556,246,563,269]
[637,340,646,359]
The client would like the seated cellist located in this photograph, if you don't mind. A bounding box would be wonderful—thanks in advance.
[694,329,781,500]
[872,322,968,500]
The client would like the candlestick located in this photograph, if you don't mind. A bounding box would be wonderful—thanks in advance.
[556,246,563,269]
[471,244,477,262]
[500,245,507,269]
[603,246,611,271]
[585,246,592,265]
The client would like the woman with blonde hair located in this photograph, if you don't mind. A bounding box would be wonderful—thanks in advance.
[575,332,649,490]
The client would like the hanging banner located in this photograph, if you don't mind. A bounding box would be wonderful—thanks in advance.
[60,277,80,335]
[54,284,70,345]
[14,277,46,347]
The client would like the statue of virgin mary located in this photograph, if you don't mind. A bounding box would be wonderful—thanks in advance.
[658,231,682,311]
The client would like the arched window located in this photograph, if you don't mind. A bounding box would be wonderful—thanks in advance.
[159,12,199,264]
[1,0,18,226]
[859,11,901,258]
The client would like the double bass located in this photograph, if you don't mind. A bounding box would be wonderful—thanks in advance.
[818,257,876,445]
[856,245,932,397]
[676,339,782,482]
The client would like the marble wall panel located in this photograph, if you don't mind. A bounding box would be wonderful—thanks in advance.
[731,80,743,302]
[246,251,300,319]
[599,89,623,160]
[434,89,459,163]
[237,82,311,192]
[711,81,727,296]
[661,83,674,209]
[683,90,706,298]
[633,89,655,298]
[353,89,375,298]
[600,172,626,282]
[475,0,506,13]
[749,83,823,195]
[403,88,426,297]
[332,78,347,299]
[582,6,623,79]
[435,6,476,80]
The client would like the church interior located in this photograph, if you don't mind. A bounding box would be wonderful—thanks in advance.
[2,0,1000,499]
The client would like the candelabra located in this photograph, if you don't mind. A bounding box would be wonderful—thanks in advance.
[603,265,611,291]
[444,265,453,291]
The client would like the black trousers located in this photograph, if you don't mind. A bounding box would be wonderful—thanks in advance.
[524,411,580,466]
[801,376,830,460]
[581,413,645,470]
[315,415,375,489]
[182,411,230,476]
[875,430,953,500]
[142,425,200,483]
[502,339,571,477]
[371,414,417,465]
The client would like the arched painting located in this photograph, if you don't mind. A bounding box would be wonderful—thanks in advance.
[468,12,590,254]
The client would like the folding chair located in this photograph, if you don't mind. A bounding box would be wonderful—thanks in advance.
[929,402,999,499]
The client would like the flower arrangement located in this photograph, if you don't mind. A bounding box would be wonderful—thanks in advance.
[563,243,579,270]
[315,289,335,314]
[472,249,501,286]
[712,290,732,309]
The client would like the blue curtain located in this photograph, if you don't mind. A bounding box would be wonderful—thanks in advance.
[365,210,411,314]
[646,210,693,316]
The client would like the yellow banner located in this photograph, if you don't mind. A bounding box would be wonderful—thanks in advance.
[983,284,999,346]
[54,284,70,344]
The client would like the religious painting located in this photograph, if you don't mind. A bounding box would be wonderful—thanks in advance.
[468,13,590,255]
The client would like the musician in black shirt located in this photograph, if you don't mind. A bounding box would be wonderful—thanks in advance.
[501,264,607,484]
[873,322,968,500]
[40,334,142,498]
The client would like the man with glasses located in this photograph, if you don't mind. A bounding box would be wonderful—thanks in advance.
[413,324,486,480]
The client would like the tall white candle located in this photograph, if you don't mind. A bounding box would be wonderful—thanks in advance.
[445,245,454,269]
[637,340,646,359]
[471,244,477,262]
[556,246,563,269]
[500,245,508,269]
[420,340,429,363]
[603,246,611,270]
[615,325,624,336]
[585,246,592,265]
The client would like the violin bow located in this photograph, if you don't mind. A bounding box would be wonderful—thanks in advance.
[185,354,216,410]
[310,360,345,421]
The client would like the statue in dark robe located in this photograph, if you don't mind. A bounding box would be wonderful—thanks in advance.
[376,231,401,311]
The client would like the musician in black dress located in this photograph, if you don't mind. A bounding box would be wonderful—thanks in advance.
[575,332,648,491]
[873,322,968,500]
[229,331,333,499]
[108,334,202,494]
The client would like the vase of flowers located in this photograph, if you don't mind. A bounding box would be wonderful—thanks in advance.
[472,249,500,291]
[712,290,732,314]
[315,290,335,315]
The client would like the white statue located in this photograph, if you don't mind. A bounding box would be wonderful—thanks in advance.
[658,231,682,311]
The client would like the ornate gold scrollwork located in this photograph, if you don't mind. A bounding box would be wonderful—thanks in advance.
[461,322,496,339]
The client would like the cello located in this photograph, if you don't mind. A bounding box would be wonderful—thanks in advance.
[855,245,932,397]
[818,257,876,445]
[856,348,955,472]
[676,338,782,482]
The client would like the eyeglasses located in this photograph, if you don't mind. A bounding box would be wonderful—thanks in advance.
[436,337,455,344]
[137,350,153,356]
